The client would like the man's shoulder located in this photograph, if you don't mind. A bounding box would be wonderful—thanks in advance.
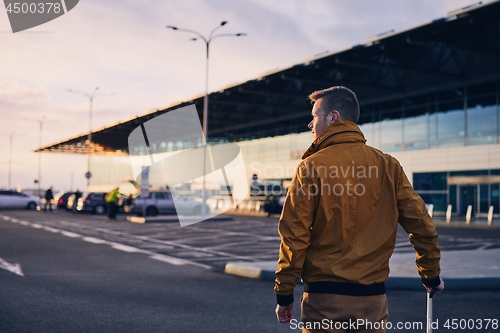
[364,144,402,166]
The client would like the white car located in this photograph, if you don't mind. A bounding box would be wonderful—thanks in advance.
[126,191,208,217]
[0,190,41,210]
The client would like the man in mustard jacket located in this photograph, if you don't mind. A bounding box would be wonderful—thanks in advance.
[274,86,444,332]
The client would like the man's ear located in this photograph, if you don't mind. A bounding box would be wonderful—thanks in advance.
[331,110,341,124]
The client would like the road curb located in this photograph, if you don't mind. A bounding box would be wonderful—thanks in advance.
[224,263,500,291]
[434,222,500,229]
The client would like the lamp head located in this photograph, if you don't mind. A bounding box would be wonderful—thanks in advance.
[166,25,178,30]
[220,21,228,26]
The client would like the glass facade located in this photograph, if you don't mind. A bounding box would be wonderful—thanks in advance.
[403,114,427,150]
[414,169,500,216]
[358,81,499,151]
[412,172,448,212]
[237,131,312,164]
[118,80,499,165]
[236,80,498,164]
[380,118,403,152]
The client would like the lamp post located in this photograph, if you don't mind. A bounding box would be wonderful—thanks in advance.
[0,132,24,189]
[24,116,57,197]
[67,87,115,190]
[166,21,246,215]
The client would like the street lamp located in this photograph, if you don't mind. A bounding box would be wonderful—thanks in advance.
[24,116,57,197]
[0,132,24,189]
[67,87,115,190]
[166,21,246,215]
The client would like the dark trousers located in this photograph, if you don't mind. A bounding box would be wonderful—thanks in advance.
[107,202,117,219]
[43,201,52,212]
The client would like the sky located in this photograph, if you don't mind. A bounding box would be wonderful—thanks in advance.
[0,0,492,193]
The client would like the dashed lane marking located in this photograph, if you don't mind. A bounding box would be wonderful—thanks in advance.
[0,215,210,269]
[53,219,262,261]
[0,256,24,277]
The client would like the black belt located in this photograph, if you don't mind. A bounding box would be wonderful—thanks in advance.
[304,281,386,296]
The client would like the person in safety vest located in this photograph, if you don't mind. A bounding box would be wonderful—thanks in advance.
[105,187,121,220]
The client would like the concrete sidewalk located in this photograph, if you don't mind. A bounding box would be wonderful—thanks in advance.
[225,248,500,290]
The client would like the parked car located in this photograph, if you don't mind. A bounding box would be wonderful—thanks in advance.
[66,193,79,210]
[55,191,74,209]
[0,190,41,210]
[79,192,108,214]
[126,191,208,217]
[66,192,85,211]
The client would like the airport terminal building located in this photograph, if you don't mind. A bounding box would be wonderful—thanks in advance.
[39,1,500,217]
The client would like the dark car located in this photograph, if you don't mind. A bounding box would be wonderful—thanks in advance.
[56,192,74,209]
[66,192,84,211]
[79,192,108,214]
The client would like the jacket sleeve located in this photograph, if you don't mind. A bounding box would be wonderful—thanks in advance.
[396,163,441,287]
[274,161,316,305]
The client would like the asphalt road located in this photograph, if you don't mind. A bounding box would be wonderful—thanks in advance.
[2,210,500,272]
[0,209,499,332]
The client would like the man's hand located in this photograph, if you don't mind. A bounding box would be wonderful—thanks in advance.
[424,277,445,295]
[275,303,294,323]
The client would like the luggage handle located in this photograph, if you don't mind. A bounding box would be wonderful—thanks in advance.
[426,288,435,333]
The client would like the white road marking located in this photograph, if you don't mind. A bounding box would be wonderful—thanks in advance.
[82,237,107,244]
[0,257,24,276]
[43,226,61,233]
[54,220,260,261]
[149,254,195,266]
[187,225,279,240]
[110,243,142,253]
[60,231,82,238]
[0,215,209,269]
[477,243,496,250]
[203,240,257,251]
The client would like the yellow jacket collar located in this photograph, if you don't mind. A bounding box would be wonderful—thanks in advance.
[302,121,366,159]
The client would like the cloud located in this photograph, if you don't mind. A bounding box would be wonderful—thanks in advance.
[0,81,51,109]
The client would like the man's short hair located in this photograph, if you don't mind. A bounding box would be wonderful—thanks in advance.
[308,86,360,123]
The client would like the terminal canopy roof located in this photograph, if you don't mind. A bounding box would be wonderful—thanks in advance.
[38,1,500,154]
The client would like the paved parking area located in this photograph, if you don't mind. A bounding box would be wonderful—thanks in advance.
[1,209,500,271]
